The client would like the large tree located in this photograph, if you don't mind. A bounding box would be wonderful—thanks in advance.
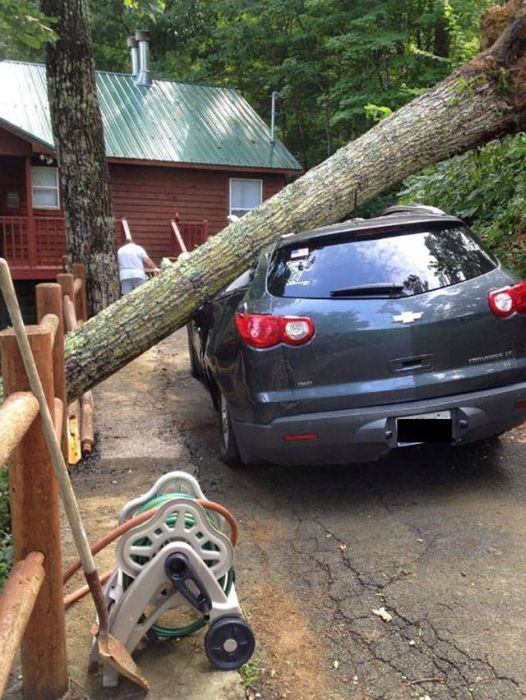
[41,0,119,314]
[62,0,526,401]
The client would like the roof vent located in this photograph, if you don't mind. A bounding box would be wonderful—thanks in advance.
[127,36,139,78]
[134,30,151,87]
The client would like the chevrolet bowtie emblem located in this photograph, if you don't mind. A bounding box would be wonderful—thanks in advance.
[392,311,423,324]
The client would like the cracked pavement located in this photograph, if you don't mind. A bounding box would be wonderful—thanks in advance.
[159,330,526,700]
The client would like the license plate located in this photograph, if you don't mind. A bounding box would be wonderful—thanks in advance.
[397,410,452,444]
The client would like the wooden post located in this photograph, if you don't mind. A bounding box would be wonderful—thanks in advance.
[56,272,74,305]
[0,552,46,697]
[80,391,94,456]
[72,263,88,322]
[53,398,64,441]
[63,295,77,333]
[67,399,82,465]
[36,284,68,459]
[0,325,68,700]
[72,265,83,322]
[72,278,83,325]
[0,392,39,467]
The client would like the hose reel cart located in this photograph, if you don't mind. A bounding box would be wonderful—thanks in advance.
[99,471,255,688]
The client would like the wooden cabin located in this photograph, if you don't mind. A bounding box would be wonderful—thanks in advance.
[0,60,302,283]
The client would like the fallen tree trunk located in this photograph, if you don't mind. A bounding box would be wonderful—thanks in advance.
[64,2,526,401]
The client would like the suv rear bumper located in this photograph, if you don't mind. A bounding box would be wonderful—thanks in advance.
[232,381,526,465]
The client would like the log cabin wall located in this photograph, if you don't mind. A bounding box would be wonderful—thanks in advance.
[0,158,28,216]
[0,130,30,216]
[0,128,31,158]
[109,162,286,261]
[0,126,62,220]
[0,122,289,271]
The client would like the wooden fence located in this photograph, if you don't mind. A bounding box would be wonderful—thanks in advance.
[0,264,88,699]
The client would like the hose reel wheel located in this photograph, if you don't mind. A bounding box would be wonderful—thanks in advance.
[204,616,256,670]
[116,499,233,580]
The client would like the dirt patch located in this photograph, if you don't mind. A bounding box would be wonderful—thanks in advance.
[508,421,526,443]
[237,519,334,698]
[244,579,332,700]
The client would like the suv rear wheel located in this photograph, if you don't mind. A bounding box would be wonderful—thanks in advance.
[219,394,242,467]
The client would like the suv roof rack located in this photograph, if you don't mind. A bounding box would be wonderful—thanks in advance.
[379,204,447,217]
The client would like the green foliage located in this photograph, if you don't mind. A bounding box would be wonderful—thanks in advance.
[87,0,492,169]
[0,0,56,61]
[399,133,526,274]
[239,657,262,690]
[0,468,12,588]
[364,104,393,123]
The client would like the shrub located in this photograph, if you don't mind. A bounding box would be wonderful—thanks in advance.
[0,468,12,587]
[399,133,526,274]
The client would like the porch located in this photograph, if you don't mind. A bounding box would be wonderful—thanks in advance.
[0,215,66,279]
[0,215,210,280]
[0,153,209,280]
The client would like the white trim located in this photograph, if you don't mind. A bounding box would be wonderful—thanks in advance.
[31,166,60,210]
[229,177,263,217]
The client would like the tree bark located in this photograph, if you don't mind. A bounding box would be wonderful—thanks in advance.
[64,1,526,401]
[42,0,119,315]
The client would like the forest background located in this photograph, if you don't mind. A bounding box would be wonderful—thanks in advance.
[1,0,524,269]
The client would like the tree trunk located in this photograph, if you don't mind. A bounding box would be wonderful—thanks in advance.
[42,0,119,315]
[434,0,451,58]
[64,1,526,401]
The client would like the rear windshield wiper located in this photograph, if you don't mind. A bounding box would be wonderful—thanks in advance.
[330,283,406,298]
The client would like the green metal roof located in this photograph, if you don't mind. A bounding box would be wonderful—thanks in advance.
[0,60,302,171]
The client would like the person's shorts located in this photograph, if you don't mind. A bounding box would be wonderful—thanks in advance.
[121,277,146,295]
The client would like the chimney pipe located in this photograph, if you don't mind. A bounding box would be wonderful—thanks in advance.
[135,30,151,87]
[127,36,139,77]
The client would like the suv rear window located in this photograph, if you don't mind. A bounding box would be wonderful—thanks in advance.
[267,224,496,299]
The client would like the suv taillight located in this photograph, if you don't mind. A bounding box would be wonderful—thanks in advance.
[489,282,526,318]
[235,313,315,348]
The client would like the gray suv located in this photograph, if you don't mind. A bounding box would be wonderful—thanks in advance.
[188,206,526,465]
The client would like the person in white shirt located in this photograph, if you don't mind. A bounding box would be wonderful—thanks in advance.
[117,239,159,295]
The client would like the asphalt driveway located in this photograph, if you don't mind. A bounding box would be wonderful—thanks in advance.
[162,329,526,700]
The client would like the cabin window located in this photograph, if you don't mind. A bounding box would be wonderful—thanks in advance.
[32,166,60,210]
[229,179,262,218]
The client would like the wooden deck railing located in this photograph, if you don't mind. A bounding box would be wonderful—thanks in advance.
[171,218,209,255]
[0,215,66,273]
[1,216,210,277]
[0,263,89,699]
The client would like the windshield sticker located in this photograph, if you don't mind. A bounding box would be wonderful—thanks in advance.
[291,247,310,259]
[285,259,313,286]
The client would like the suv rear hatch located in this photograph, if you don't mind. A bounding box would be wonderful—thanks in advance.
[267,221,526,414]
